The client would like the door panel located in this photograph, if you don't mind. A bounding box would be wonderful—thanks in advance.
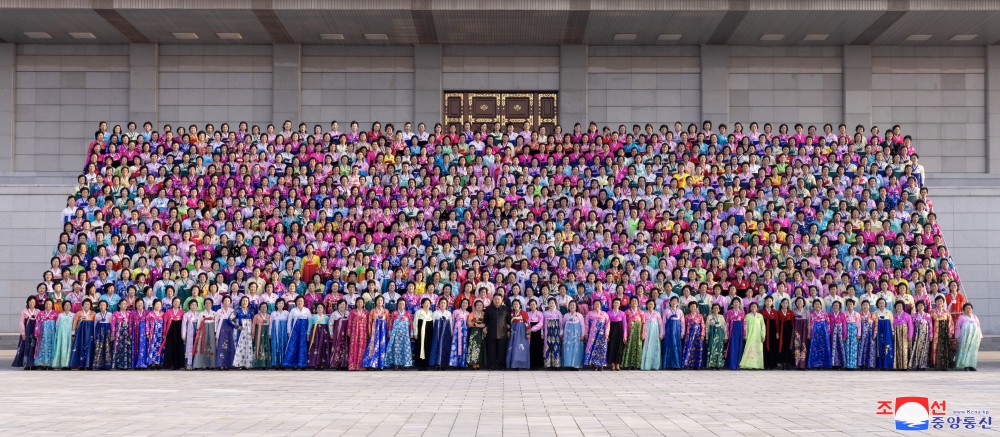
[442,91,558,133]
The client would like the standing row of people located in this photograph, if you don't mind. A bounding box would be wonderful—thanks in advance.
[14,291,982,371]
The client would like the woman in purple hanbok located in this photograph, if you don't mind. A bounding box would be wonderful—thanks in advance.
[328,299,350,369]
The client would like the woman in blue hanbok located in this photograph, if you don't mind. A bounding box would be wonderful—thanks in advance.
[430,297,453,369]
[858,300,878,368]
[447,298,470,368]
[363,295,390,369]
[69,299,96,369]
[33,299,59,368]
[132,299,151,369]
[662,296,684,369]
[875,298,895,369]
[214,296,238,369]
[145,299,166,368]
[385,297,414,369]
[807,300,832,369]
[506,300,530,369]
[269,299,289,368]
[282,296,311,368]
[91,300,114,369]
[641,300,664,370]
[561,301,587,368]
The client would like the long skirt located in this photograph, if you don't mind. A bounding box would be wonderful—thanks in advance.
[562,323,585,368]
[859,319,877,368]
[876,319,894,369]
[606,320,625,365]
[282,319,309,368]
[147,320,165,367]
[662,318,683,369]
[583,320,607,367]
[845,322,860,369]
[385,320,413,368]
[682,323,705,369]
[162,321,185,369]
[830,322,846,368]
[216,320,237,369]
[933,320,953,370]
[764,319,780,370]
[448,321,469,368]
[113,325,133,369]
[69,320,96,368]
[955,321,981,369]
[529,329,544,369]
[726,320,744,370]
[807,321,831,369]
[193,321,216,369]
[430,319,452,367]
[792,318,809,369]
[183,321,198,368]
[466,327,484,367]
[134,320,150,369]
[893,324,910,370]
[52,318,73,368]
[347,320,368,371]
[328,319,349,368]
[34,319,57,367]
[640,319,662,370]
[233,319,255,368]
[271,320,288,368]
[92,323,114,369]
[414,320,433,369]
[307,324,331,368]
[363,319,388,369]
[621,321,644,369]
[506,321,530,369]
[740,322,764,370]
[909,323,931,369]
[543,320,561,368]
[706,324,726,369]
[13,318,37,368]
[777,320,794,367]
[253,324,272,369]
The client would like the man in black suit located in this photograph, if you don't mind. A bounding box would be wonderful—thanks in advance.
[483,293,509,370]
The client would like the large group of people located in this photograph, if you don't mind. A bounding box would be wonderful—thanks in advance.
[13,117,982,371]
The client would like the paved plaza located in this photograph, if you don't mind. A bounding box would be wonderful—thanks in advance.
[1,351,998,436]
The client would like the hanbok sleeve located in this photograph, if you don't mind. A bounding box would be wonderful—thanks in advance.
[955,315,965,339]
[579,314,588,338]
[19,310,28,337]
[906,314,914,341]
[679,310,686,336]
[658,313,666,340]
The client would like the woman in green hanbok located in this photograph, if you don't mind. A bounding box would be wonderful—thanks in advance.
[705,304,728,369]
[739,302,766,369]
[640,300,663,370]
[52,301,76,368]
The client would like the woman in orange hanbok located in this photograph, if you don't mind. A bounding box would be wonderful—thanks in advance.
[299,244,321,281]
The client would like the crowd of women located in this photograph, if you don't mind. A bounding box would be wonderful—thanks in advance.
[14,117,982,370]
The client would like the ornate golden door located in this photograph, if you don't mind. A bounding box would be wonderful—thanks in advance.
[443,91,558,133]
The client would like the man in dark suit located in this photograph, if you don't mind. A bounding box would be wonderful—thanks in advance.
[483,293,509,370]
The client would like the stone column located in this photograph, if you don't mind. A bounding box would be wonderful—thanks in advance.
[843,45,873,132]
[413,45,443,126]
[700,45,729,125]
[0,43,12,173]
[559,45,588,127]
[988,46,1000,174]
[272,43,301,124]
[128,43,158,127]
